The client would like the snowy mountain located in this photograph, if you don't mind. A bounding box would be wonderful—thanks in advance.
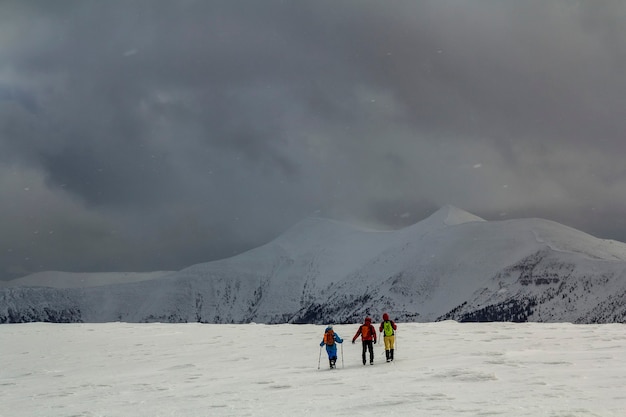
[2,205,626,324]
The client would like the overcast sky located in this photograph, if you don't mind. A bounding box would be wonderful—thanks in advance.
[2,0,626,280]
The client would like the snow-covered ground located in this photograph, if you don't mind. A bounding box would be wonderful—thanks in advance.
[2,321,625,416]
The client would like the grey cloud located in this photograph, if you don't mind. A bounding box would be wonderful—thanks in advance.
[2,0,626,279]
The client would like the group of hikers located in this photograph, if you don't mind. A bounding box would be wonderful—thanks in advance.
[319,313,397,369]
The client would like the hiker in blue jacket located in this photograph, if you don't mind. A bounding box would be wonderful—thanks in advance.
[320,325,343,369]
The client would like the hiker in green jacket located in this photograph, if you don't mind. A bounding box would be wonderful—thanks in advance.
[379,313,397,362]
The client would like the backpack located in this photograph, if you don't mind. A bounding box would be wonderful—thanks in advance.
[361,324,371,339]
[324,329,335,345]
[383,320,394,337]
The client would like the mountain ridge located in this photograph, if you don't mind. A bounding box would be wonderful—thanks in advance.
[2,206,626,324]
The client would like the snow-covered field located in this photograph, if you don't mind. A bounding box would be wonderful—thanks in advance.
[2,321,625,416]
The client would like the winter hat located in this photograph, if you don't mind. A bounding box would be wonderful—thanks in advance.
[325,325,333,331]
[364,317,372,323]
[382,313,389,321]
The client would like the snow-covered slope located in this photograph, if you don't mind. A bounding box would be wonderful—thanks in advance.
[0,271,175,289]
[2,206,626,324]
[4,322,626,417]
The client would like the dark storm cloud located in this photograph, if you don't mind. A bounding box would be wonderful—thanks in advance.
[2,0,626,280]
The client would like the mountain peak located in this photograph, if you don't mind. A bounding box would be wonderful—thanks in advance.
[422,205,486,226]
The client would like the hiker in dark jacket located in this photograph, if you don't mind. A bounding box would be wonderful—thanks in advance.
[379,312,397,362]
[352,316,377,365]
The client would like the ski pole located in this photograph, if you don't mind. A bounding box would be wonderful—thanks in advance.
[341,343,344,368]
[317,345,322,370]
[394,328,398,351]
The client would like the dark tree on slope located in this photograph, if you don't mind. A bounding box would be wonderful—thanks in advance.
[440,297,537,323]
[1,307,82,323]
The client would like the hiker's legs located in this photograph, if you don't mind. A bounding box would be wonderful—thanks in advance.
[325,345,335,368]
[384,335,394,350]
[327,345,337,366]
[361,342,367,364]
[387,336,395,360]
[367,341,374,363]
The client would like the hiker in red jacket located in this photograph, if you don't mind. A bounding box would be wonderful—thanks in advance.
[352,316,377,365]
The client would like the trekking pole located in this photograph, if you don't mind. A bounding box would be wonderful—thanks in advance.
[341,343,344,368]
[394,328,398,351]
[317,345,322,370]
